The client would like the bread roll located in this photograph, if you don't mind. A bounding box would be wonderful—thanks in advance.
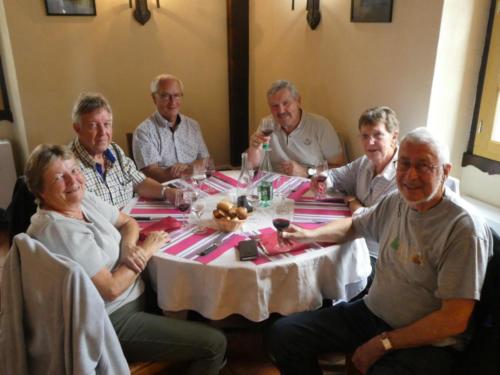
[235,207,248,220]
[217,200,234,213]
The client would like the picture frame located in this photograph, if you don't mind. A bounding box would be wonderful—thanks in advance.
[351,0,393,23]
[44,0,96,16]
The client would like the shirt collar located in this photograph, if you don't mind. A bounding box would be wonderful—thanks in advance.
[154,111,182,130]
[72,138,116,176]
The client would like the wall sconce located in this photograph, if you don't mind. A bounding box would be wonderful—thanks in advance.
[306,0,321,30]
[292,0,321,30]
[129,0,160,25]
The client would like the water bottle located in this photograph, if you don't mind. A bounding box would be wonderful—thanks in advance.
[257,143,273,207]
[236,152,254,212]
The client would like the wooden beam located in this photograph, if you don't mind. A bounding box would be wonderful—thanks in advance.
[226,0,249,166]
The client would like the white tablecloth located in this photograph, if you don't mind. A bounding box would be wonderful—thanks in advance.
[143,171,372,322]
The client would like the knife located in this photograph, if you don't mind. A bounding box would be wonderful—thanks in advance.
[198,235,225,256]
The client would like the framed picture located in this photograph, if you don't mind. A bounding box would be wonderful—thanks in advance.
[45,0,96,16]
[351,0,393,23]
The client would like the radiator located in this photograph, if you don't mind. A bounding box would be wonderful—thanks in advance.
[0,140,17,209]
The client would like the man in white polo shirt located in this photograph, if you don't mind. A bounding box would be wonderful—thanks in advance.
[247,80,345,177]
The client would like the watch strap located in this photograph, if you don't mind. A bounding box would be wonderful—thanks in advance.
[380,332,393,351]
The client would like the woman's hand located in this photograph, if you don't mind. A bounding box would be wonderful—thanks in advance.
[121,244,150,273]
[142,231,170,256]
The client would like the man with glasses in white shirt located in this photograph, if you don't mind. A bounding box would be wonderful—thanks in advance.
[133,74,210,182]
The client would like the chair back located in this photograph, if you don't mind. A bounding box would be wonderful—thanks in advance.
[454,228,500,374]
[6,176,37,245]
[126,132,134,162]
[0,233,129,375]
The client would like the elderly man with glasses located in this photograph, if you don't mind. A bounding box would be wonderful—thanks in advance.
[133,74,210,182]
[266,127,493,375]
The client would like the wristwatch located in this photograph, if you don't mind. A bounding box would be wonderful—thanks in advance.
[307,167,317,178]
[380,332,393,351]
[160,185,168,200]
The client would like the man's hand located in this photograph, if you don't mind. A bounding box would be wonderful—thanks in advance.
[168,163,190,178]
[279,160,307,177]
[281,224,313,241]
[249,132,270,149]
[352,335,387,374]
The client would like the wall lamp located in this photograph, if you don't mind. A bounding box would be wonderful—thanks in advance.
[129,0,160,25]
[292,0,321,30]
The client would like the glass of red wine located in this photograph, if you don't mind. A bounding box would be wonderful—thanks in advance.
[204,157,216,179]
[175,190,194,227]
[312,160,329,200]
[273,197,294,247]
[261,118,274,143]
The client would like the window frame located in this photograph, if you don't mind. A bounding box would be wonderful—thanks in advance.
[462,0,500,174]
[0,56,13,122]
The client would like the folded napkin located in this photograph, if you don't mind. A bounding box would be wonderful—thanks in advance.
[287,181,310,201]
[139,216,182,240]
[258,230,309,256]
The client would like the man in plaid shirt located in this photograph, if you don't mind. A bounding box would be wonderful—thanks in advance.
[70,93,175,209]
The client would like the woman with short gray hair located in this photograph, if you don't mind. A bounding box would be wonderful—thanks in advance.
[25,144,227,374]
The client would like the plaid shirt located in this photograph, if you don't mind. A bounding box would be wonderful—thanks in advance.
[70,138,145,209]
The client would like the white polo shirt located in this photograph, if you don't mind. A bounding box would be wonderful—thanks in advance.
[258,111,342,170]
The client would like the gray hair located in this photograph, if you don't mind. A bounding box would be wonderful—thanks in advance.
[266,80,301,100]
[358,106,399,133]
[71,93,112,124]
[400,127,450,165]
[25,144,75,202]
[150,74,184,94]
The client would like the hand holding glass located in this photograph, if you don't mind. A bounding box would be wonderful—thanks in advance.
[311,160,328,200]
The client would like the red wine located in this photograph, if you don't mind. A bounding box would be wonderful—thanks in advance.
[273,218,290,231]
[316,175,327,182]
[206,170,214,178]
[262,129,273,136]
[178,203,191,212]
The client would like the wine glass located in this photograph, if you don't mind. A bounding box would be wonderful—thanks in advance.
[192,163,207,192]
[261,118,274,142]
[175,190,194,227]
[191,201,206,233]
[204,157,216,179]
[273,197,294,246]
[312,160,329,200]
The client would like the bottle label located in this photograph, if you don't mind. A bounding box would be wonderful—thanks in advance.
[259,181,273,207]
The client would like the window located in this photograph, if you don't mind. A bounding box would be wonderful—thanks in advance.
[463,0,500,174]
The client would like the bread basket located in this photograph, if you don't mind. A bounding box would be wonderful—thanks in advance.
[214,217,246,232]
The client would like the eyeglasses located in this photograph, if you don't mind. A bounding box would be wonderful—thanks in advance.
[395,159,439,175]
[156,92,183,101]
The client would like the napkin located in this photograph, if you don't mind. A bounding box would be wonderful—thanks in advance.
[258,231,309,256]
[139,217,182,240]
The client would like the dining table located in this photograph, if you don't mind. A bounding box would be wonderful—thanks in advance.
[123,171,372,322]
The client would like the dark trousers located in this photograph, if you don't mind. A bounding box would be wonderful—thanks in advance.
[265,300,458,375]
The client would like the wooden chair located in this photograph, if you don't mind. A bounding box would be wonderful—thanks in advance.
[129,361,175,375]
[126,132,134,162]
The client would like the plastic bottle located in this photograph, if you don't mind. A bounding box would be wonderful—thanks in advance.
[257,143,273,207]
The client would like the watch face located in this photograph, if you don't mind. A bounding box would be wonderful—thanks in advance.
[308,168,316,176]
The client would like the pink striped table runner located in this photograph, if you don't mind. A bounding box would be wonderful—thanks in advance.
[157,226,245,264]
[293,197,351,223]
